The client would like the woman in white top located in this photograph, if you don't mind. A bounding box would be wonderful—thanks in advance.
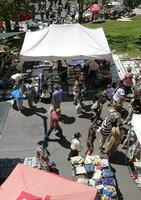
[67,132,82,161]
[73,80,80,105]
[112,81,125,110]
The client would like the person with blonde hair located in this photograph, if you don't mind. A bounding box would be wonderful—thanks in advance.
[73,80,80,105]
[105,125,123,156]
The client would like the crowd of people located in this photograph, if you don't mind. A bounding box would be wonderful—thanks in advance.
[35,0,78,24]
[31,1,135,25]
[9,63,141,176]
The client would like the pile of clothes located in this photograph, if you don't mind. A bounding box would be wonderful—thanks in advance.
[71,155,117,200]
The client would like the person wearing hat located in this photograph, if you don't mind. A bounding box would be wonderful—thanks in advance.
[44,108,65,142]
[67,132,82,161]
[52,84,63,110]
[122,67,133,95]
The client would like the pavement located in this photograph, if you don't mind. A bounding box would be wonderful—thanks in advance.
[0,98,141,199]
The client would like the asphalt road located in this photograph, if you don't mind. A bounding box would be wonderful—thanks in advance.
[0,99,141,199]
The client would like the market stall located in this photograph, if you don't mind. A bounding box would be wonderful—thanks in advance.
[20,23,112,95]
[70,154,118,200]
[0,163,98,200]
[110,54,141,83]
[20,24,112,62]
[126,114,141,189]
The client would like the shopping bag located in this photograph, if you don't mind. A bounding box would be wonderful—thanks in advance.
[11,89,22,100]
[48,104,54,113]
[76,103,83,114]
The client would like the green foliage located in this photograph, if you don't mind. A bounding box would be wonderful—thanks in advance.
[123,0,141,9]
[0,0,31,31]
[84,15,141,58]
[0,0,31,22]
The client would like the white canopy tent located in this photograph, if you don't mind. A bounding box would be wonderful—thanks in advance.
[132,114,141,145]
[20,23,112,62]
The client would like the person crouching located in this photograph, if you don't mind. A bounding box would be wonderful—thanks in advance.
[67,132,82,161]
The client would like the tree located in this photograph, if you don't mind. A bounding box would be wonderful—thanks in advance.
[0,0,31,32]
[78,0,96,23]
[123,0,141,9]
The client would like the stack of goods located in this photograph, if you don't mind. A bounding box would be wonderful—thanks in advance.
[71,155,117,200]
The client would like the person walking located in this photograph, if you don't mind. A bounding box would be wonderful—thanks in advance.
[25,79,37,108]
[99,114,116,150]
[67,132,82,161]
[52,85,62,110]
[85,124,97,156]
[122,67,133,95]
[11,80,24,111]
[44,108,65,142]
[112,81,125,111]
[73,80,80,105]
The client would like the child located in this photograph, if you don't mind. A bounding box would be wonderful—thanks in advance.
[67,132,82,161]
[85,124,97,155]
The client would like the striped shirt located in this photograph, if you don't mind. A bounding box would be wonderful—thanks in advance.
[101,117,113,136]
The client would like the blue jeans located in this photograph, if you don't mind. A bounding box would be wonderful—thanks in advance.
[44,125,63,141]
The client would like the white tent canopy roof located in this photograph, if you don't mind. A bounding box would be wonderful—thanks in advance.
[132,114,141,145]
[20,23,112,62]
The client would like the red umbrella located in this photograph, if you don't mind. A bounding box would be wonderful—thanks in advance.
[88,4,101,13]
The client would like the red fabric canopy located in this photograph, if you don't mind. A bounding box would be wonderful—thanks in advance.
[16,191,42,200]
[88,4,101,13]
[20,12,32,21]
[0,164,98,200]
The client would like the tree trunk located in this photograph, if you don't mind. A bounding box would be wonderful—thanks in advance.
[78,0,84,24]
[4,17,11,32]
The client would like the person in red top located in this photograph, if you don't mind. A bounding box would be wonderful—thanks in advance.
[44,108,65,142]
[123,67,133,95]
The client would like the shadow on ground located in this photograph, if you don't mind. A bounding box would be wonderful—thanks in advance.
[21,106,47,116]
[78,111,93,119]
[48,136,71,149]
[60,114,75,124]
[110,165,124,200]
[109,151,127,166]
[0,158,24,185]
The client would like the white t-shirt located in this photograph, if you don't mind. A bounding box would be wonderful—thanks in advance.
[11,73,22,82]
[113,88,125,102]
[71,138,81,151]
[88,61,99,74]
